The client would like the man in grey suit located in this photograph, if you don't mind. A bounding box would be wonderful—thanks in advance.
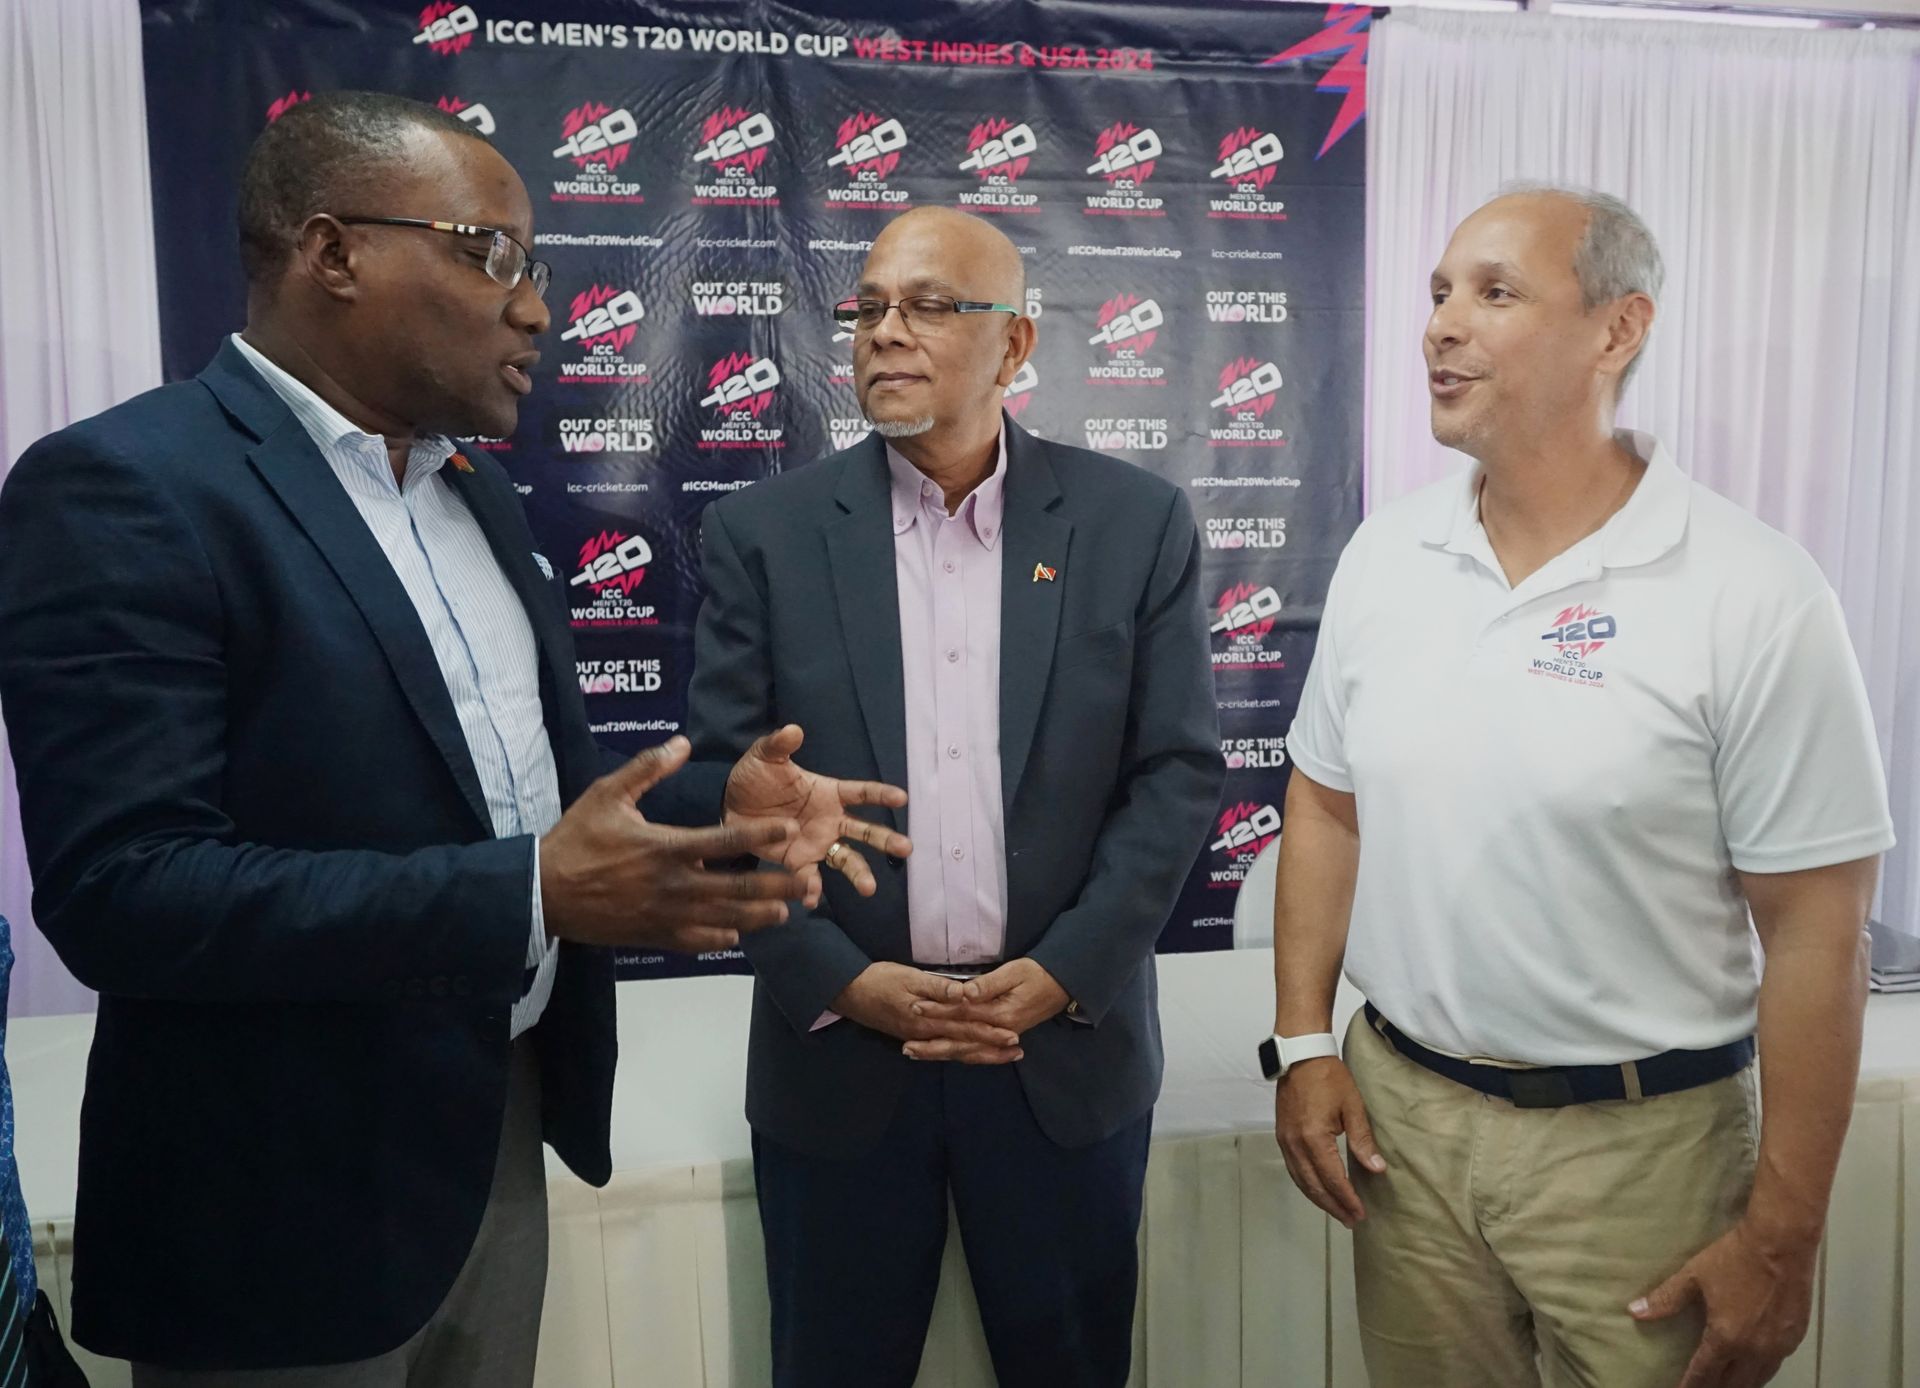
[687,207,1225,1387]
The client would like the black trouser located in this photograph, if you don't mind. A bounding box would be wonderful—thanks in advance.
[753,1060,1152,1388]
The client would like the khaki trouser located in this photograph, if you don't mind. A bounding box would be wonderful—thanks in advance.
[1346,1009,1759,1388]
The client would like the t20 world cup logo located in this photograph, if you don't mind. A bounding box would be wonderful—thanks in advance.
[960,119,1036,181]
[1088,123,1162,184]
[1211,800,1281,859]
[702,353,781,418]
[437,96,496,136]
[555,103,638,169]
[266,91,312,124]
[695,108,776,174]
[1211,127,1284,189]
[1212,582,1281,641]
[1090,295,1162,355]
[830,113,906,179]
[571,531,651,597]
[1212,358,1282,418]
[412,2,477,55]
[561,286,644,352]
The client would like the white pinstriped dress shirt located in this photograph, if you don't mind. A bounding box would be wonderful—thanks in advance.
[231,334,560,1038]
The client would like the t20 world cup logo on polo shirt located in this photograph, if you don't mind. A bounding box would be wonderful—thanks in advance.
[1087,295,1167,387]
[1208,127,1287,222]
[693,108,781,207]
[958,119,1041,214]
[1531,604,1618,688]
[1084,123,1166,219]
[413,2,477,55]
[826,113,910,210]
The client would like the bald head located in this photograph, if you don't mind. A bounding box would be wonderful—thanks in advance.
[863,206,1026,307]
[1424,185,1659,457]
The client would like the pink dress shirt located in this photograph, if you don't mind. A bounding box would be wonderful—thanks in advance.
[812,432,1010,1029]
[886,433,1010,967]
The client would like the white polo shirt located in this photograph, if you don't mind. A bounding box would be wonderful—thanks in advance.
[1288,431,1894,1065]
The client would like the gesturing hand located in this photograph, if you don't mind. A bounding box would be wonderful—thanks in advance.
[831,963,1023,1063]
[724,724,913,902]
[902,958,1068,1063]
[540,736,807,954]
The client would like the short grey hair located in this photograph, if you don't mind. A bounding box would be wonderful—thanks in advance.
[1497,181,1664,390]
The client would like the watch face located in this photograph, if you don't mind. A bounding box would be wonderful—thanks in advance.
[1258,1036,1281,1080]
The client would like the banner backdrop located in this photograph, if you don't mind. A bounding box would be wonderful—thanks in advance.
[141,0,1370,978]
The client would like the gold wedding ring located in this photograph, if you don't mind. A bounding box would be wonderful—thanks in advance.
[825,841,848,870]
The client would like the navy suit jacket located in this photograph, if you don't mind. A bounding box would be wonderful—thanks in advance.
[689,420,1225,1158]
[0,341,723,1369]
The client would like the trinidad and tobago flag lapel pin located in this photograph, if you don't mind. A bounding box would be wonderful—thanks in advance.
[1032,561,1057,583]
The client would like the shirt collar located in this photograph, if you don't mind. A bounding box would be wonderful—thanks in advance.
[1420,429,1690,571]
[885,427,1009,550]
[229,332,457,486]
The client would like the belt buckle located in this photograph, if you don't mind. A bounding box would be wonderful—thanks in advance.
[1505,1070,1578,1109]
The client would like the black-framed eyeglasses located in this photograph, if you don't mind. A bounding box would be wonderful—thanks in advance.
[832,295,1021,335]
[335,216,551,299]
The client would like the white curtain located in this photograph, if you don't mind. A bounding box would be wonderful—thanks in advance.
[1366,10,1920,934]
[0,0,161,1015]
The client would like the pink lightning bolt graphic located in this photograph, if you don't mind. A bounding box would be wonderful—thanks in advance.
[1264,6,1372,160]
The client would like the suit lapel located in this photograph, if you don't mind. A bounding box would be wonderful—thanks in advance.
[825,440,908,831]
[441,459,583,788]
[997,422,1072,817]
[203,342,493,833]
[244,424,495,833]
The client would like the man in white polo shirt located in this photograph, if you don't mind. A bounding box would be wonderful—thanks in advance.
[1267,184,1893,1388]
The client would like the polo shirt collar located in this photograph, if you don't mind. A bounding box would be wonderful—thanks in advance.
[1420,429,1690,573]
[1598,431,1690,568]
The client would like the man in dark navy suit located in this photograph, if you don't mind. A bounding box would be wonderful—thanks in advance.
[0,92,907,1387]
[689,208,1225,1387]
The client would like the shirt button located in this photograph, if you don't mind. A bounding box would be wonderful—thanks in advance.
[951,845,965,861]
[946,648,959,663]
[947,744,961,759]
[944,560,956,574]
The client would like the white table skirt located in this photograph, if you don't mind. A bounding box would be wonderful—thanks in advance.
[14,951,1918,1387]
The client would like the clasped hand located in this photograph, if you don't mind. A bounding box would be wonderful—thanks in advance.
[832,958,1070,1065]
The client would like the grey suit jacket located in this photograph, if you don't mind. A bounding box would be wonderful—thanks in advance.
[688,417,1225,1157]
